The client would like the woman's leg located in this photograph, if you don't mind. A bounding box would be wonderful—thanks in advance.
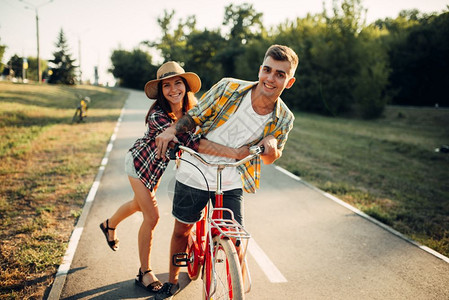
[102,199,140,242]
[129,176,161,286]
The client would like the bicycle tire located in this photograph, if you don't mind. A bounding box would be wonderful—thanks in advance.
[187,229,201,280]
[203,236,244,300]
[72,108,81,123]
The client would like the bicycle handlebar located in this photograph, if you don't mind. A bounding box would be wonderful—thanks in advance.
[169,144,264,168]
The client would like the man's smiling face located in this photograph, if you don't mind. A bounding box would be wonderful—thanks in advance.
[257,56,296,100]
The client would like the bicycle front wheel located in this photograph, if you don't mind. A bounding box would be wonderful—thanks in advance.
[203,236,244,300]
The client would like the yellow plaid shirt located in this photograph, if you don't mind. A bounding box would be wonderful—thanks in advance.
[188,78,295,193]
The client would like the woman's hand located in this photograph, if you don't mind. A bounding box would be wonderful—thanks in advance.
[155,126,178,159]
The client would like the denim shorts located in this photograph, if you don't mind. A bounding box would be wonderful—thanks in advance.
[124,151,139,178]
[172,181,244,225]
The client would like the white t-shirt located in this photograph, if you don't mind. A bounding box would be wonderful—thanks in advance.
[176,90,272,191]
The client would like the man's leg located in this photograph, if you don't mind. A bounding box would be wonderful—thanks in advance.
[168,220,194,284]
[157,181,207,299]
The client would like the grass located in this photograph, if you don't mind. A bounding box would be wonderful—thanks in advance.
[277,106,449,257]
[1,80,448,298]
[0,81,128,299]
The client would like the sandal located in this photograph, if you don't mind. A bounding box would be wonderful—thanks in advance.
[135,268,163,293]
[99,219,119,251]
[156,282,180,300]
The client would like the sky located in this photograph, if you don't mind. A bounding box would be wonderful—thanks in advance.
[1,0,448,85]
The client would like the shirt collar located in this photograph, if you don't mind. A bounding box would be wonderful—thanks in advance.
[237,81,282,120]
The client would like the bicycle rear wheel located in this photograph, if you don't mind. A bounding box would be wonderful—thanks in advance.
[203,236,244,300]
[72,108,82,123]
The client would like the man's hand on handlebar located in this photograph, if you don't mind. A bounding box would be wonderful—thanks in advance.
[258,135,280,164]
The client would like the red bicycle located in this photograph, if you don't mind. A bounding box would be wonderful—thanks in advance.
[170,144,264,300]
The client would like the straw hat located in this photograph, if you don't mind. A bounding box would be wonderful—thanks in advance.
[144,61,201,99]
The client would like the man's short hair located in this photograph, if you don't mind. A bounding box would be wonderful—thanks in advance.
[264,45,299,76]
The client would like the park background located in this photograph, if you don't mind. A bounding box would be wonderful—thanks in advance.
[1,0,448,298]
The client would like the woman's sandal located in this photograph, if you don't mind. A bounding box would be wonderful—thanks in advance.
[135,268,163,293]
[99,219,119,251]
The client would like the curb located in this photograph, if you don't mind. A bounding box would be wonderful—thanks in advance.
[273,165,449,264]
[46,104,127,300]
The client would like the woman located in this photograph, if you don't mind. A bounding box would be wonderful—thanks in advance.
[99,61,202,292]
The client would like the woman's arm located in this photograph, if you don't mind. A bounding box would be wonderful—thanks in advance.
[155,114,197,158]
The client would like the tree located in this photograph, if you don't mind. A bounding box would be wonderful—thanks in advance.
[24,56,48,83]
[266,0,390,118]
[352,25,391,118]
[48,29,77,85]
[384,11,449,106]
[7,55,23,79]
[184,29,226,90]
[0,39,6,75]
[144,10,197,63]
[109,48,157,90]
[270,0,368,115]
[217,3,265,76]
[317,0,367,116]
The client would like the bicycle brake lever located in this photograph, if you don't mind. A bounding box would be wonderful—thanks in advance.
[249,145,264,155]
[168,143,180,160]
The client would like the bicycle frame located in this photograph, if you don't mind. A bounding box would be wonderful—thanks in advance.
[172,144,263,299]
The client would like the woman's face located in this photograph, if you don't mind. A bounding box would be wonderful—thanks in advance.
[161,76,186,107]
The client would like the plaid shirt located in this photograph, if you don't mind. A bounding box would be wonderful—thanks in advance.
[130,104,199,191]
[188,78,295,193]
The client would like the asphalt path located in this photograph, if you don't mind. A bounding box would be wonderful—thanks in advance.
[51,89,449,299]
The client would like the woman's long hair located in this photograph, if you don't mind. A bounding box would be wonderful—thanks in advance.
[145,76,197,124]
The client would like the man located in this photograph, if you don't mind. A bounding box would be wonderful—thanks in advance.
[155,44,299,299]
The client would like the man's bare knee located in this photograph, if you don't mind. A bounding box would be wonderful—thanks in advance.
[173,221,192,240]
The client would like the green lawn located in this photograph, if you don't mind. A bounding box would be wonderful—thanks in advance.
[0,81,128,299]
[277,106,449,256]
[1,80,448,299]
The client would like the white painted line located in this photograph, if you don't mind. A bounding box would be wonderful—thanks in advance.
[248,238,287,283]
[101,157,108,166]
[274,165,301,181]
[106,143,113,153]
[85,181,100,203]
[420,246,449,263]
[47,99,129,300]
[57,227,83,275]
[273,165,449,264]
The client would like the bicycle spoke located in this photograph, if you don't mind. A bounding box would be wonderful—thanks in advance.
[203,237,244,300]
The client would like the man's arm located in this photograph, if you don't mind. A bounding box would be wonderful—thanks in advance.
[175,114,197,134]
[198,139,250,160]
[155,114,196,159]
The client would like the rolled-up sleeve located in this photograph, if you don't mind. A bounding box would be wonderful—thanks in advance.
[188,79,229,126]
[177,131,201,152]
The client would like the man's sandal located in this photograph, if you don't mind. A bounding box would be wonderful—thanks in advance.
[99,219,119,251]
[156,282,180,300]
[135,268,163,293]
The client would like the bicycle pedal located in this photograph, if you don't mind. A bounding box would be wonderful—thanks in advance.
[172,252,190,267]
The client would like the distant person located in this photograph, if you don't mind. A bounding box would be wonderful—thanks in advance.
[154,44,299,299]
